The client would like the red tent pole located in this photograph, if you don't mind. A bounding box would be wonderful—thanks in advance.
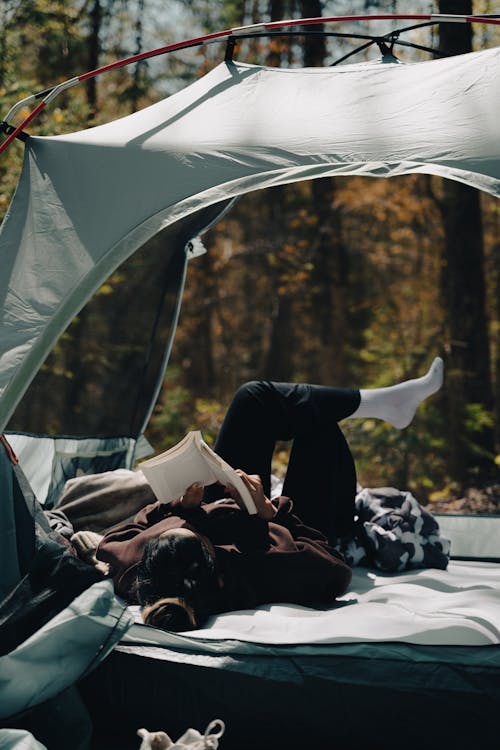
[2,14,499,156]
[0,102,47,155]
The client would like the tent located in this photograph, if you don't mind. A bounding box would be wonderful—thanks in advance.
[2,44,500,435]
[1,16,500,749]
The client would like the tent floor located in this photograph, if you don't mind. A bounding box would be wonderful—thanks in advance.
[79,647,499,750]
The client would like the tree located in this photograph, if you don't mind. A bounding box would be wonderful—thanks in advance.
[438,0,496,484]
[298,0,359,385]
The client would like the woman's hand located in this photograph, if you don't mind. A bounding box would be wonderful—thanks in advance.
[234,470,277,520]
[180,482,204,509]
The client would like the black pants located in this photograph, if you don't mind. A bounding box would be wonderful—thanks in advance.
[211,381,361,542]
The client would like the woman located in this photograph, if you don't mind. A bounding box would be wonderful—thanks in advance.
[96,358,443,632]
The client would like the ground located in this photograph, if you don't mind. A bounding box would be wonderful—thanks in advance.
[429,482,500,514]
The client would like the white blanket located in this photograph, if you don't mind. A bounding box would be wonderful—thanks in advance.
[124,561,500,652]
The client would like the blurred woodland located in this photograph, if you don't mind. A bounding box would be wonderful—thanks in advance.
[1,0,500,510]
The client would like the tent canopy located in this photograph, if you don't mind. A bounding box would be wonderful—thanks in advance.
[1,45,500,431]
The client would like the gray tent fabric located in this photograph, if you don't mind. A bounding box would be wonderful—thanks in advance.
[6,200,234,440]
[0,579,131,720]
[0,445,21,598]
[4,434,138,507]
[1,686,94,750]
[1,47,500,430]
[0,730,47,750]
[0,437,132,720]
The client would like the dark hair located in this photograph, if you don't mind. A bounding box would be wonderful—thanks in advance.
[142,597,196,631]
[135,532,218,631]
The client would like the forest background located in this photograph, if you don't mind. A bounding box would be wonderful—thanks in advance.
[1,0,499,512]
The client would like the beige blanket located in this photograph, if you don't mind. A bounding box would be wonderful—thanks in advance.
[56,469,156,533]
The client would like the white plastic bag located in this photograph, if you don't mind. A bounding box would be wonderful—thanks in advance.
[137,719,225,750]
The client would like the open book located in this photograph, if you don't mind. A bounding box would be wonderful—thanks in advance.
[139,431,257,515]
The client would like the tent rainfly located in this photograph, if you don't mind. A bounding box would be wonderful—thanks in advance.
[1,45,500,433]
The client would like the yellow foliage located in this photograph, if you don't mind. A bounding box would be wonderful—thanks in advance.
[97,284,114,296]
[429,485,457,503]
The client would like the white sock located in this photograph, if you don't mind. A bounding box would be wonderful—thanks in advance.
[349,357,444,429]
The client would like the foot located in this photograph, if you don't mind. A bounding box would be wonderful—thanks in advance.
[382,356,444,428]
[352,357,444,428]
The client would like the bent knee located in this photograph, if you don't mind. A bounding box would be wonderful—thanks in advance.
[234,380,267,402]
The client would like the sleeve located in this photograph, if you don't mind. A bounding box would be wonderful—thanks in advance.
[104,497,211,534]
[146,498,269,551]
[142,497,270,548]
[268,496,352,599]
[272,496,332,544]
[96,496,271,570]
[95,500,189,568]
[160,497,270,550]
[199,502,271,550]
[292,540,352,599]
[256,538,353,604]
[170,498,269,551]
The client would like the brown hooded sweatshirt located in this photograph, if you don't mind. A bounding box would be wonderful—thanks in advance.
[96,496,352,612]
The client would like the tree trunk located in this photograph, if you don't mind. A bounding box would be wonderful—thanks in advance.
[300,0,353,385]
[264,295,295,381]
[0,3,9,89]
[310,177,352,385]
[301,0,325,67]
[263,186,295,380]
[491,238,500,451]
[190,252,216,395]
[130,0,146,113]
[86,0,102,119]
[438,0,495,484]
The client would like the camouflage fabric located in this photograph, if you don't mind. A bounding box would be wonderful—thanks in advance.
[341,487,451,572]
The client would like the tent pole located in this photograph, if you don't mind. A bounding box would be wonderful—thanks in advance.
[1,14,500,156]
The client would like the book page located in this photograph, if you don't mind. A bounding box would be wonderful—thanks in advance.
[140,431,258,514]
[140,434,218,502]
[198,440,257,515]
[140,431,195,467]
